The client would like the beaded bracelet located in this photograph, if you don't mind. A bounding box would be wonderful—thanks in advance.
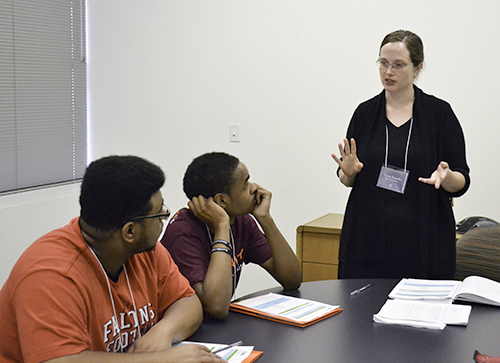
[211,247,232,256]
[211,239,233,251]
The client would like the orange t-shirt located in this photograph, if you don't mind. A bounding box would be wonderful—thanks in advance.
[0,218,194,363]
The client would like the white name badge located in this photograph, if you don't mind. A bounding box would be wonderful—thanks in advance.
[376,165,410,194]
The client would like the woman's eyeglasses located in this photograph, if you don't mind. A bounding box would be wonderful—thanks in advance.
[376,59,409,72]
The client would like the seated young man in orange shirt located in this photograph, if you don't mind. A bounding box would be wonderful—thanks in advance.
[0,155,224,363]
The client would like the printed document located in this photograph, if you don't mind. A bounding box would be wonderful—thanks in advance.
[373,299,471,330]
[180,342,255,363]
[389,277,500,306]
[233,292,340,324]
[388,278,461,301]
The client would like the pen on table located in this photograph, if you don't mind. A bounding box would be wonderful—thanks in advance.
[212,341,243,354]
[350,283,372,296]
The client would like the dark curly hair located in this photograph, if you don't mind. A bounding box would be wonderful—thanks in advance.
[79,155,165,231]
[183,152,240,199]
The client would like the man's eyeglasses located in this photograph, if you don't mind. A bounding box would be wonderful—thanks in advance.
[376,59,409,72]
[132,204,171,221]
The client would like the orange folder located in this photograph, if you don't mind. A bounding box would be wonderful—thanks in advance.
[243,350,263,362]
[229,294,343,328]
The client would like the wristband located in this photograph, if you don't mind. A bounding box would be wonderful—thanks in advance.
[211,247,232,256]
[212,239,233,251]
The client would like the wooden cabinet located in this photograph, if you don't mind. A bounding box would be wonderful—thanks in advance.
[296,213,343,282]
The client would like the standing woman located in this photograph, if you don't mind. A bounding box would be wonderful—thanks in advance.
[331,30,470,279]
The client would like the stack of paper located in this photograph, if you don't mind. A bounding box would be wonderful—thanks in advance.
[388,278,461,302]
[387,276,500,306]
[373,299,471,330]
[373,278,473,330]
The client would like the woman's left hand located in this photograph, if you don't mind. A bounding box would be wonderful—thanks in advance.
[418,161,465,193]
[418,161,451,189]
[419,161,466,193]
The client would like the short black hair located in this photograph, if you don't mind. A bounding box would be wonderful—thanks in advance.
[183,152,240,199]
[79,155,165,231]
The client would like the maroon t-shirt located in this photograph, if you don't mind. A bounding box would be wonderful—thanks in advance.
[160,208,273,290]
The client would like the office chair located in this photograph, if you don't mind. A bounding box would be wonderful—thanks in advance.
[455,225,500,282]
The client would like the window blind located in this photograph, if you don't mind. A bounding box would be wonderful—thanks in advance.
[0,0,87,193]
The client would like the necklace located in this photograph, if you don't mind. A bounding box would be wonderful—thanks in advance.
[88,246,141,352]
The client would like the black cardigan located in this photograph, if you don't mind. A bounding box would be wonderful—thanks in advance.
[339,86,470,278]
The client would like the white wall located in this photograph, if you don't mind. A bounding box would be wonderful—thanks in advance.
[0,185,81,286]
[2,0,500,297]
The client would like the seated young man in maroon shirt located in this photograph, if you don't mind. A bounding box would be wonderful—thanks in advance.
[161,152,302,319]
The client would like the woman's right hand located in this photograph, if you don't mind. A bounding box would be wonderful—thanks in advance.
[331,138,364,187]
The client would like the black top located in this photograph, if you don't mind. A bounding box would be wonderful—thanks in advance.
[338,86,470,279]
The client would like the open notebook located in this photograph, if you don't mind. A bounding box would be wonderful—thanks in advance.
[389,276,500,306]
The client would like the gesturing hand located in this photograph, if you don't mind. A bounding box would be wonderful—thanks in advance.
[331,138,364,177]
[418,161,451,189]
